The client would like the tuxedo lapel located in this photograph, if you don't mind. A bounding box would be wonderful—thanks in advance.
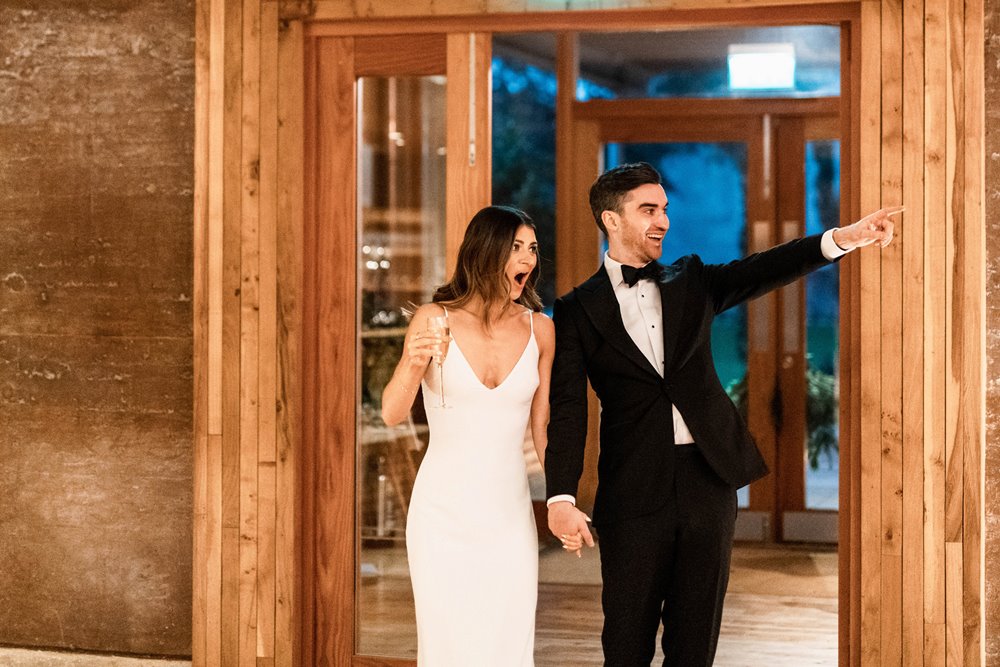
[658,265,687,371]
[576,267,661,377]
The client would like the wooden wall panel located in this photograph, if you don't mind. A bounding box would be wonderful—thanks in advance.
[193,2,304,666]
[847,0,985,662]
[192,2,988,665]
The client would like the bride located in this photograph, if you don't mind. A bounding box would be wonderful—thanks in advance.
[381,205,576,666]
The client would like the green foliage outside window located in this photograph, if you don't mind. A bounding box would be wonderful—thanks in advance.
[726,365,839,470]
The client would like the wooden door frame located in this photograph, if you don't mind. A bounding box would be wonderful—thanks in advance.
[302,7,863,666]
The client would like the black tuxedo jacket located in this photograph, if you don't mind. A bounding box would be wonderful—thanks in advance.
[545,234,836,526]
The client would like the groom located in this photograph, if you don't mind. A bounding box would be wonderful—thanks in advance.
[545,162,898,665]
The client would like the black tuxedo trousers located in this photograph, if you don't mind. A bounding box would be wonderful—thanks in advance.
[545,234,836,665]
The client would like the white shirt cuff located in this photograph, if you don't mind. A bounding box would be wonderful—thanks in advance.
[546,494,576,507]
[820,228,850,260]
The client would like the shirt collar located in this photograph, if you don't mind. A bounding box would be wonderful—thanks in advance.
[604,252,654,289]
[603,252,626,288]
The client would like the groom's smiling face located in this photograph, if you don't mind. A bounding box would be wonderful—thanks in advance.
[604,182,670,267]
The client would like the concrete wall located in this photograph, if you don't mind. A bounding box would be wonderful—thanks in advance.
[0,0,194,656]
[986,0,1000,660]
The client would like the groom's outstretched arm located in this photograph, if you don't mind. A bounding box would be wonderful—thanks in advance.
[545,295,595,554]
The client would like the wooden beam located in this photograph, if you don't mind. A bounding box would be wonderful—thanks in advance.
[308,2,860,32]
[554,32,578,299]
[354,34,447,76]
[310,35,357,667]
[574,97,840,120]
[445,32,492,272]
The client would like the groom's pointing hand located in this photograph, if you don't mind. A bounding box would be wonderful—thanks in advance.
[548,501,595,557]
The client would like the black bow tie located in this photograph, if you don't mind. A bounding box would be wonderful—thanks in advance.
[621,262,664,287]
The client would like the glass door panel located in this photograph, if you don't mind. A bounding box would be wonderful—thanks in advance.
[356,74,446,659]
[605,142,750,507]
[804,140,841,510]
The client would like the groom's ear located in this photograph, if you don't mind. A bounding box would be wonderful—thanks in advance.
[602,210,619,233]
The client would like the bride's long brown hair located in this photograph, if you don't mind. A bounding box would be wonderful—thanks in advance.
[432,205,543,331]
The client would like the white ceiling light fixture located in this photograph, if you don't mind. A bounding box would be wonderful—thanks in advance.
[728,42,796,90]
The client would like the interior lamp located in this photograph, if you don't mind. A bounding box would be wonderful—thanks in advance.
[727,43,796,90]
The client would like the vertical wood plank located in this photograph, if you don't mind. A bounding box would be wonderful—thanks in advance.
[192,0,212,664]
[568,118,601,512]
[299,31,318,667]
[208,0,225,437]
[312,36,356,667]
[840,19,862,667]
[207,433,224,666]
[943,0,965,553]
[946,541,964,664]
[203,3,226,663]
[257,3,280,661]
[961,0,985,660]
[275,15,305,667]
[900,0,926,660]
[257,462,277,660]
[221,0,244,662]
[858,2,883,663]
[837,24,852,645]
[555,32,578,298]
[746,114,777,523]
[878,0,904,662]
[774,118,805,530]
[239,0,262,664]
[445,32,492,273]
[923,0,948,661]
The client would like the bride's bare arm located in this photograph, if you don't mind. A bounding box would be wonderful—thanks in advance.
[381,304,445,426]
[529,312,556,466]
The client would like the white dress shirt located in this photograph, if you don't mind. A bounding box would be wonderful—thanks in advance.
[547,229,849,507]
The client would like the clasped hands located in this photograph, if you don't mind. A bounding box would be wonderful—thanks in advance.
[832,206,904,250]
[548,501,595,558]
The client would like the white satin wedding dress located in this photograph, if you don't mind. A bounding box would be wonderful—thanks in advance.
[406,308,539,666]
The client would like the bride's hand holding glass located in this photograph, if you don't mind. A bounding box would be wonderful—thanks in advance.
[425,315,451,408]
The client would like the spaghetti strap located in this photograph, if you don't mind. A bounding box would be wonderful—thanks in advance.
[528,310,534,335]
[442,306,449,318]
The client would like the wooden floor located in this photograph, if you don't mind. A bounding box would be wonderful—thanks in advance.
[359,543,838,665]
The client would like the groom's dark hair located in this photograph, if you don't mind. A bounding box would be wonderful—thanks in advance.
[589,162,662,235]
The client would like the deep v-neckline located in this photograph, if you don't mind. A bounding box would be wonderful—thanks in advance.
[448,319,534,392]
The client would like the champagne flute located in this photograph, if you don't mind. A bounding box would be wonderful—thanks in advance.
[426,315,451,408]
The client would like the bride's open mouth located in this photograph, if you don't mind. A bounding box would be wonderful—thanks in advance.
[513,272,528,288]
